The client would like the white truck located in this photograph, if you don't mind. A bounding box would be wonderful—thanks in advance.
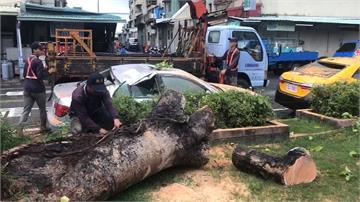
[47,26,268,89]
[205,25,269,88]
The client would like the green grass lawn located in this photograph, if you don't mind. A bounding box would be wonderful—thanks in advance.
[112,124,360,201]
[280,118,336,134]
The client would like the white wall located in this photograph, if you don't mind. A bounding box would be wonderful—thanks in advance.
[260,0,360,18]
[258,24,360,57]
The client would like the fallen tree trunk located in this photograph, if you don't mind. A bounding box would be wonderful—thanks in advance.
[232,146,317,185]
[1,90,215,201]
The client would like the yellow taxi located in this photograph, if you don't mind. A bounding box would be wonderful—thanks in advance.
[275,56,360,109]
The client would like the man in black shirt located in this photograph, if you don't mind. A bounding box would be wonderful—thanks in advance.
[18,42,56,133]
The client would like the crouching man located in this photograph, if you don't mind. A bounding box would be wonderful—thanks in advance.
[70,73,122,135]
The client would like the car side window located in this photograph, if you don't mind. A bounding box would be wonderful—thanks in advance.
[130,76,160,98]
[353,69,360,79]
[114,84,131,98]
[160,76,206,94]
[232,31,263,61]
[208,31,220,43]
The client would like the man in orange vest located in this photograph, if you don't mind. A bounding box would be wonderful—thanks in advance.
[18,42,56,133]
[218,37,240,85]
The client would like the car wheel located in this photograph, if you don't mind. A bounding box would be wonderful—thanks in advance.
[237,77,251,89]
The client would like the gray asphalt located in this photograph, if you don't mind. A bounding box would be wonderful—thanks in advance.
[0,72,291,126]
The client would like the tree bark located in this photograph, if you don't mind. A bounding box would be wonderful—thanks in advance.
[1,90,215,201]
[232,146,317,186]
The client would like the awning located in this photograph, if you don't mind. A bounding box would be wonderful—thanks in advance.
[17,3,125,23]
[0,6,19,16]
[234,15,360,25]
[155,18,171,24]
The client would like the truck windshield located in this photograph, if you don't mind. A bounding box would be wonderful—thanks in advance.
[337,43,356,52]
[295,61,345,77]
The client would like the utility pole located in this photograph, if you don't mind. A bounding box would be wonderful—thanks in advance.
[97,0,99,13]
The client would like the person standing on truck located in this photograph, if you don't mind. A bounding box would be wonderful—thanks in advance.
[69,73,122,135]
[217,37,240,85]
[18,41,56,133]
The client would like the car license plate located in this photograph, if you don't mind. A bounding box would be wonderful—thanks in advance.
[287,83,298,92]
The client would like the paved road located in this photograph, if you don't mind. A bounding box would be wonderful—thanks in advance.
[0,78,52,126]
[0,72,292,126]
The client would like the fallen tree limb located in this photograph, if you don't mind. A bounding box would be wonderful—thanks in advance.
[1,90,215,201]
[232,146,317,185]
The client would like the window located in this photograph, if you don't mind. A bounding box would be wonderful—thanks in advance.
[208,31,220,43]
[114,84,131,97]
[337,43,356,52]
[114,76,160,98]
[232,31,263,61]
[130,77,160,98]
[160,76,206,94]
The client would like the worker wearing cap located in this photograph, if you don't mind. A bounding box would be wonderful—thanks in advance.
[18,41,56,133]
[217,37,240,85]
[69,73,122,135]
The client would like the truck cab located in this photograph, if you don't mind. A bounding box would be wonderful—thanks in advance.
[205,25,268,88]
[333,40,360,57]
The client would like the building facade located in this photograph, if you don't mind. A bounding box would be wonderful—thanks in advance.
[126,0,187,52]
[125,0,359,56]
[210,0,360,56]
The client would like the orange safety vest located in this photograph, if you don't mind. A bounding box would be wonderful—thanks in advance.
[226,48,239,71]
[219,48,239,84]
[25,55,38,80]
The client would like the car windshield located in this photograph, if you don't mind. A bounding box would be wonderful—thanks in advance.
[114,76,159,99]
[295,61,345,77]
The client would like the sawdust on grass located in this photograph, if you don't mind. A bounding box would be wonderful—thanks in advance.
[151,145,250,202]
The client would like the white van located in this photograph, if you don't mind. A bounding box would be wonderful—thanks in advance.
[206,25,269,88]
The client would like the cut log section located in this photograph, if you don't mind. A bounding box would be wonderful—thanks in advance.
[1,90,215,201]
[232,146,317,185]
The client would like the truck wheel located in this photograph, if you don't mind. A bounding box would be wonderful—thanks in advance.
[237,77,251,89]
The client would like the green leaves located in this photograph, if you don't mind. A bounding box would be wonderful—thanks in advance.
[113,96,155,124]
[154,60,173,70]
[349,150,359,158]
[0,116,31,152]
[114,90,274,129]
[310,145,324,152]
[339,166,355,181]
[195,91,274,128]
[352,120,360,134]
[311,81,360,118]
[341,112,353,119]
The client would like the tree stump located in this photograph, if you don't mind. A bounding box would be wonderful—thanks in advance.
[1,90,215,201]
[232,146,317,185]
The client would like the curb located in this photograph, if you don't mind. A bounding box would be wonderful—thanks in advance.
[210,120,290,144]
[296,109,358,128]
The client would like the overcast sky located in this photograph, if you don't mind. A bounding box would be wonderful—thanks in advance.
[67,0,130,34]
